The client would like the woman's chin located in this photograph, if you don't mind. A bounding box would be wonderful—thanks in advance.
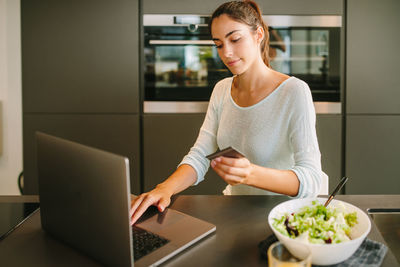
[228,67,244,76]
[227,64,249,76]
[232,69,247,76]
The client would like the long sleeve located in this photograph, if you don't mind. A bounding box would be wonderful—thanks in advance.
[288,81,327,198]
[177,79,229,185]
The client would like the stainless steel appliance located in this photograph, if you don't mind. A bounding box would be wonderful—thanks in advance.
[143,15,342,113]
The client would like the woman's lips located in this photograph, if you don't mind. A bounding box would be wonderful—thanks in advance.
[227,59,240,66]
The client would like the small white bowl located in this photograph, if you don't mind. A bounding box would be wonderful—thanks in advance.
[268,197,371,265]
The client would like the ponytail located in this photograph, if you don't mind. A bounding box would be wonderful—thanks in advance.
[244,0,270,67]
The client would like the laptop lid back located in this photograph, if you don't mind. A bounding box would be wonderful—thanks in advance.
[36,132,133,267]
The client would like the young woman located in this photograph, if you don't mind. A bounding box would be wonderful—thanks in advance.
[130,0,327,224]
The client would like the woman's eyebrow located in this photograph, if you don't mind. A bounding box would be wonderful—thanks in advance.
[212,30,240,41]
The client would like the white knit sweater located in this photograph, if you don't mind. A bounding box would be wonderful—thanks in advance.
[178,76,328,197]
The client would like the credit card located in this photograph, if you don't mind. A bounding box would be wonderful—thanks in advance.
[206,146,245,160]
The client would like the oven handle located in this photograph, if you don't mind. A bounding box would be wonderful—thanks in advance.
[144,101,341,114]
[149,40,215,45]
[148,40,328,47]
[144,15,342,27]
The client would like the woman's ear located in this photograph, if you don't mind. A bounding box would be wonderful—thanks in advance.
[256,26,264,44]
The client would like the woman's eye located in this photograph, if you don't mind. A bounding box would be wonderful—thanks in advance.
[215,44,222,49]
[232,38,241,43]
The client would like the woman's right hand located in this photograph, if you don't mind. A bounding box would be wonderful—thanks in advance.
[130,185,173,225]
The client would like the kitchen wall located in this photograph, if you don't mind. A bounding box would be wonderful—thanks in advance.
[0,0,22,195]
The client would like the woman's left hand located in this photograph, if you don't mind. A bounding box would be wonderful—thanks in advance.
[210,156,253,185]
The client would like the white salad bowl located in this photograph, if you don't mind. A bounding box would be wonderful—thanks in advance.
[268,197,371,265]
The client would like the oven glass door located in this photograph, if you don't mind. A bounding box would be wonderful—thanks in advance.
[144,15,341,103]
[144,26,231,101]
[269,27,340,101]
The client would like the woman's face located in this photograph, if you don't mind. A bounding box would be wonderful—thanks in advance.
[211,14,262,75]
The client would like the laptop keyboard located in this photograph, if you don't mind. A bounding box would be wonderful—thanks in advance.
[132,226,170,261]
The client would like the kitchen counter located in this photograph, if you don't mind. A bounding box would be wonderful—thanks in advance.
[0,195,398,266]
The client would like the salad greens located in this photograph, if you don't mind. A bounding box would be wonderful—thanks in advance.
[272,201,358,244]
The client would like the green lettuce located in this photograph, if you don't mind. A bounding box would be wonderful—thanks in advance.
[272,201,358,244]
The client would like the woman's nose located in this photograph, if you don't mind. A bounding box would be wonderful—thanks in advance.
[222,45,233,58]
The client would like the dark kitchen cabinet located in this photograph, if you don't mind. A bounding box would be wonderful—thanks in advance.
[345,0,400,194]
[143,113,341,195]
[143,114,227,195]
[143,0,342,15]
[23,114,141,195]
[21,0,141,194]
[345,115,400,194]
[21,0,139,113]
[346,0,400,114]
[316,115,342,193]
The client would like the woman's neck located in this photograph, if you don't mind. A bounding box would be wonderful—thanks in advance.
[231,57,290,107]
[233,58,272,93]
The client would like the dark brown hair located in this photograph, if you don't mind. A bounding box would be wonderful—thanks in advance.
[209,0,270,67]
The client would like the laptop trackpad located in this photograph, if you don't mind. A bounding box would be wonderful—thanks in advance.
[136,205,159,223]
[136,208,184,232]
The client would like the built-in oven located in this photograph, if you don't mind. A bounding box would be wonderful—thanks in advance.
[143,15,342,113]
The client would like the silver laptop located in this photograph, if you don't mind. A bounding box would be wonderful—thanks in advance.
[36,132,216,267]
